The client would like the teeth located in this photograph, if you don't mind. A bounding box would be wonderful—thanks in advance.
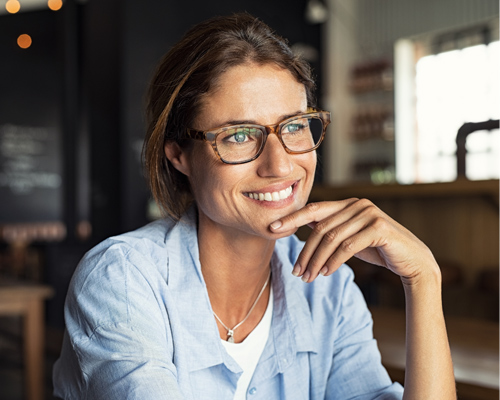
[246,185,293,202]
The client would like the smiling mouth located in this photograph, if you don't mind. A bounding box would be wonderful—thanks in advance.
[244,185,294,202]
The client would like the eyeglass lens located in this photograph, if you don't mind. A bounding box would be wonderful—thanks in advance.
[215,116,324,163]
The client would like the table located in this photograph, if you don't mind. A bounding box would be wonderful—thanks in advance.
[0,280,54,400]
[370,307,499,400]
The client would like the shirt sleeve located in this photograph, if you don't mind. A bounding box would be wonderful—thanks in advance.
[54,244,185,400]
[325,267,404,400]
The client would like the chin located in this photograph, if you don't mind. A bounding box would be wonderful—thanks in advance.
[247,210,302,240]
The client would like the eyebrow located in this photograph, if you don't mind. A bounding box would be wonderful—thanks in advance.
[215,110,306,127]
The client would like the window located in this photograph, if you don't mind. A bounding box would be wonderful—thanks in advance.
[395,23,499,183]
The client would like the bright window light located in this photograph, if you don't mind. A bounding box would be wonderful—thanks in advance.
[414,41,499,182]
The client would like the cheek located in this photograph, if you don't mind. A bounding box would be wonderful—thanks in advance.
[301,152,317,178]
[310,152,318,170]
[187,147,236,202]
[186,146,214,191]
[299,152,317,197]
[189,162,219,197]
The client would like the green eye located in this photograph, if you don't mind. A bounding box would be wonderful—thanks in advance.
[233,131,247,143]
[221,127,261,144]
[285,124,302,133]
[283,118,308,134]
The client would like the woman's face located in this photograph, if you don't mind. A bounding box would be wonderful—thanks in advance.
[175,63,316,240]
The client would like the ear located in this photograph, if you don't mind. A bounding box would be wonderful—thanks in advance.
[164,141,191,176]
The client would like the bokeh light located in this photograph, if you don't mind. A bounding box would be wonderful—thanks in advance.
[17,34,32,49]
[5,0,21,14]
[48,0,63,11]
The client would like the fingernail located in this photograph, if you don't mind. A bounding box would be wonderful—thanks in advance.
[301,270,310,283]
[292,263,301,276]
[270,220,282,230]
[319,267,328,276]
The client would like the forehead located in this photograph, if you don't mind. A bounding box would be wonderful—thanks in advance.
[196,63,307,129]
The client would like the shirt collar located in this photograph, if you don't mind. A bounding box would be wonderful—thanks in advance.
[271,240,319,358]
[163,206,318,374]
[163,207,231,373]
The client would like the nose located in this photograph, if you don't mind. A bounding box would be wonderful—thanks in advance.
[256,133,293,177]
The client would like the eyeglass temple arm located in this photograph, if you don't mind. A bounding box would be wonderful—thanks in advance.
[186,129,205,141]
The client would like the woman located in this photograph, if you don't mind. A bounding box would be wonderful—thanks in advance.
[53,13,456,399]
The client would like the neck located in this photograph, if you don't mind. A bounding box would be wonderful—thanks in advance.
[197,212,274,339]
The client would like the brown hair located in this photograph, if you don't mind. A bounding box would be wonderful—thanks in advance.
[143,12,316,220]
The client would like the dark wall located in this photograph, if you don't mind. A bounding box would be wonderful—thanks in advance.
[83,0,124,241]
[0,10,63,223]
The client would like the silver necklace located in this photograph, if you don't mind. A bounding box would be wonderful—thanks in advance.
[213,271,271,343]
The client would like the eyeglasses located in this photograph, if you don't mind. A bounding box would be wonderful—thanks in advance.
[186,109,331,164]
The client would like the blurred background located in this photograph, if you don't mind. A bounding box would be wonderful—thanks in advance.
[0,0,498,399]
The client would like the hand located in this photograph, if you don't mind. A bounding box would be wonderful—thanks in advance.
[269,198,439,284]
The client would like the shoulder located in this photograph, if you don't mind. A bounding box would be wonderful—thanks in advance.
[74,218,175,285]
[93,217,175,258]
[65,218,183,331]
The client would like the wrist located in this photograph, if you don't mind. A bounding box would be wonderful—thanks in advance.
[401,260,442,292]
[402,261,445,326]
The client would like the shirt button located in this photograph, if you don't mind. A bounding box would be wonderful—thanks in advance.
[249,387,257,395]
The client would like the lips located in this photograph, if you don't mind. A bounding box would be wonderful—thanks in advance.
[245,184,293,202]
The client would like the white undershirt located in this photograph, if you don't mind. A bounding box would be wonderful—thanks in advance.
[221,286,273,400]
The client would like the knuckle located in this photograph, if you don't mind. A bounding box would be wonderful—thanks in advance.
[341,238,355,253]
[283,211,301,226]
[306,202,320,214]
[358,201,379,218]
[323,229,339,244]
[371,216,388,230]
[356,198,374,209]
[359,206,376,219]
[284,213,297,224]
[312,220,328,235]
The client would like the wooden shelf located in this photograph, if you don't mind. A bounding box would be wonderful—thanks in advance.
[310,179,499,207]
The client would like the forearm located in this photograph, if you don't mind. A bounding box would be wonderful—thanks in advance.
[402,265,456,400]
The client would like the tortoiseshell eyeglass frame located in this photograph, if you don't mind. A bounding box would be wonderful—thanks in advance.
[185,108,331,165]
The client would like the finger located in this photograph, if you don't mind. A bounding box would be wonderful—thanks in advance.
[301,206,377,282]
[269,198,359,234]
[317,222,386,281]
[293,200,368,278]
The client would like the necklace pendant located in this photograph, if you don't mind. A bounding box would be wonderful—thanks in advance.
[212,270,271,345]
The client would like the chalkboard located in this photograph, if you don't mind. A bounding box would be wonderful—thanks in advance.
[0,10,63,224]
[0,124,61,222]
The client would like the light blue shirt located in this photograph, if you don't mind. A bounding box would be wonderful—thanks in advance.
[53,207,403,399]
